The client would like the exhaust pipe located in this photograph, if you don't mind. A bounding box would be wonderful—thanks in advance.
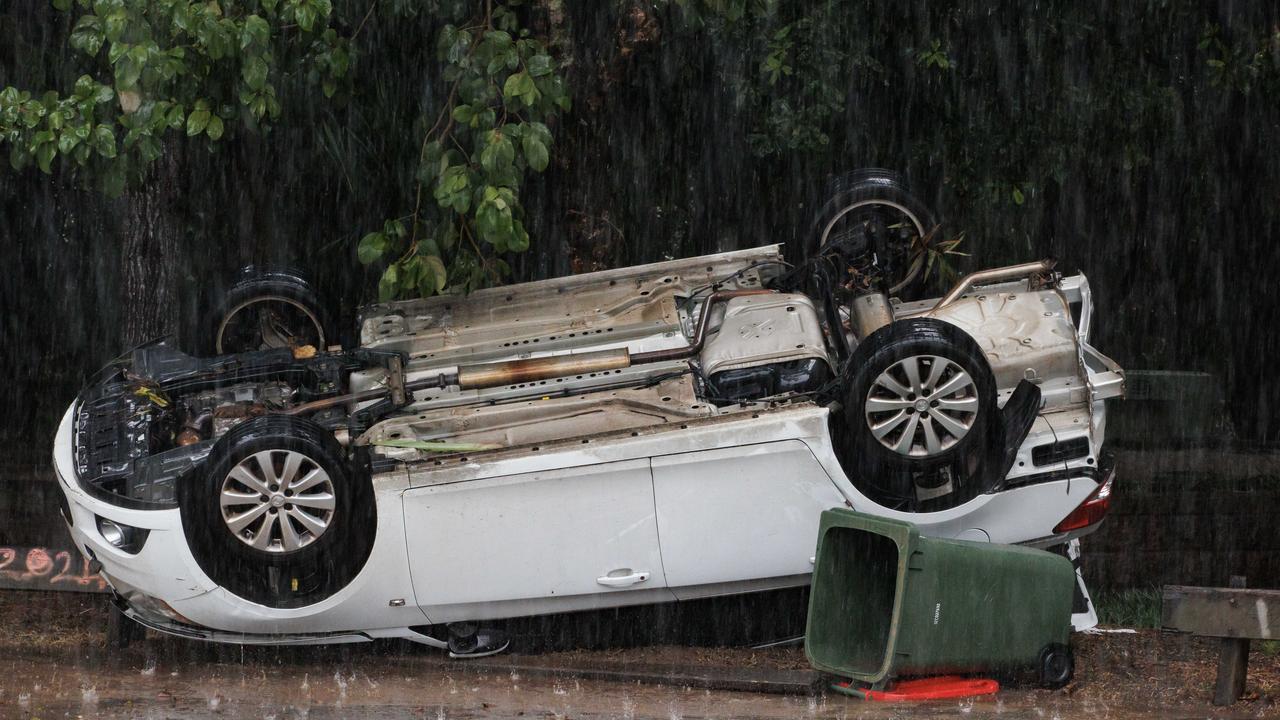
[927,260,1056,315]
[456,348,632,389]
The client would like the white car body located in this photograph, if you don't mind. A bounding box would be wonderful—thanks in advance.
[53,244,1122,646]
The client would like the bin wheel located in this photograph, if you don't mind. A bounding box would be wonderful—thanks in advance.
[1038,643,1074,688]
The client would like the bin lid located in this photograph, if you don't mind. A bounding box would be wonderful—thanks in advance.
[834,676,1000,701]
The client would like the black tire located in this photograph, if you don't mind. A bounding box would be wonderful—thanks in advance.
[836,317,997,512]
[206,266,335,356]
[1038,643,1075,688]
[810,169,938,299]
[178,415,376,608]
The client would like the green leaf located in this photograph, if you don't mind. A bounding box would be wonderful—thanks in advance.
[451,104,474,124]
[114,56,141,90]
[434,165,472,213]
[242,56,269,91]
[330,46,349,77]
[510,218,529,252]
[241,14,270,50]
[502,71,536,104]
[52,0,72,11]
[186,108,210,136]
[357,232,388,264]
[1012,186,1025,206]
[480,131,514,176]
[69,17,104,56]
[439,222,457,250]
[476,189,515,249]
[424,255,448,293]
[166,104,185,129]
[526,54,553,77]
[526,121,551,146]
[30,130,55,152]
[92,125,116,158]
[410,257,435,297]
[103,10,126,42]
[35,142,55,173]
[378,264,400,301]
[57,130,80,154]
[205,114,224,140]
[522,133,548,172]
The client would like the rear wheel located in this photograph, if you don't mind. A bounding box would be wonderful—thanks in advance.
[208,267,334,356]
[810,169,937,299]
[836,318,997,511]
[179,415,376,608]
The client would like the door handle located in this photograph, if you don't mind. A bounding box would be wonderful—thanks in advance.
[596,570,650,588]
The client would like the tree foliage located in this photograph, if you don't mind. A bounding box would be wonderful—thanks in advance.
[0,0,349,195]
[356,0,570,300]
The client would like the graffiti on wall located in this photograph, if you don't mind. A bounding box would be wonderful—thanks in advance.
[0,546,107,593]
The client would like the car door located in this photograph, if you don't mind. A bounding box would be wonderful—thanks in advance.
[403,458,674,622]
[651,440,848,599]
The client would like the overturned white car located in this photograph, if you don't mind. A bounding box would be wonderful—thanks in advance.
[53,172,1123,653]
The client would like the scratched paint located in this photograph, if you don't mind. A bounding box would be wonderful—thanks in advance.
[0,546,106,593]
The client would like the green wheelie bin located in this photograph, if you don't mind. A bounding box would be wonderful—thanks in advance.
[805,508,1076,694]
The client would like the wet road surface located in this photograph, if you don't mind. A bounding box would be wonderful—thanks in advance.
[1,591,1276,719]
[0,640,1268,720]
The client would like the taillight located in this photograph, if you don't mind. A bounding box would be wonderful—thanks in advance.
[1053,467,1115,533]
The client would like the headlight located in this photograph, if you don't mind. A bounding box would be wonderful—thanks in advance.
[95,517,150,554]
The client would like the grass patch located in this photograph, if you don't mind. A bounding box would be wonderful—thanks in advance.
[1094,587,1162,628]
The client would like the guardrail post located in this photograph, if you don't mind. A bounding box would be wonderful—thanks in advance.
[1213,576,1250,706]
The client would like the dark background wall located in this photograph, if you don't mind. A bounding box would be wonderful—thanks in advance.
[2,1,1277,589]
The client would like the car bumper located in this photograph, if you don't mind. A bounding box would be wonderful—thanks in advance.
[52,403,426,639]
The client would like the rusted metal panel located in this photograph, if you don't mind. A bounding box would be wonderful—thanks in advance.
[1162,584,1278,640]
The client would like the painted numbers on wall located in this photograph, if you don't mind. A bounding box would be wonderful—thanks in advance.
[0,546,107,593]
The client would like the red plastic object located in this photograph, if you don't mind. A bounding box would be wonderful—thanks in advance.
[832,676,1000,701]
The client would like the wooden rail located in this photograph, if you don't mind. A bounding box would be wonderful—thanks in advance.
[1163,577,1277,705]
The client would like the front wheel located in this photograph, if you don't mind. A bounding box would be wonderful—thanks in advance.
[178,415,376,608]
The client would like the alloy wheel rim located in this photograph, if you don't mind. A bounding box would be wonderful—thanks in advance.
[220,449,336,553]
[864,355,979,457]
